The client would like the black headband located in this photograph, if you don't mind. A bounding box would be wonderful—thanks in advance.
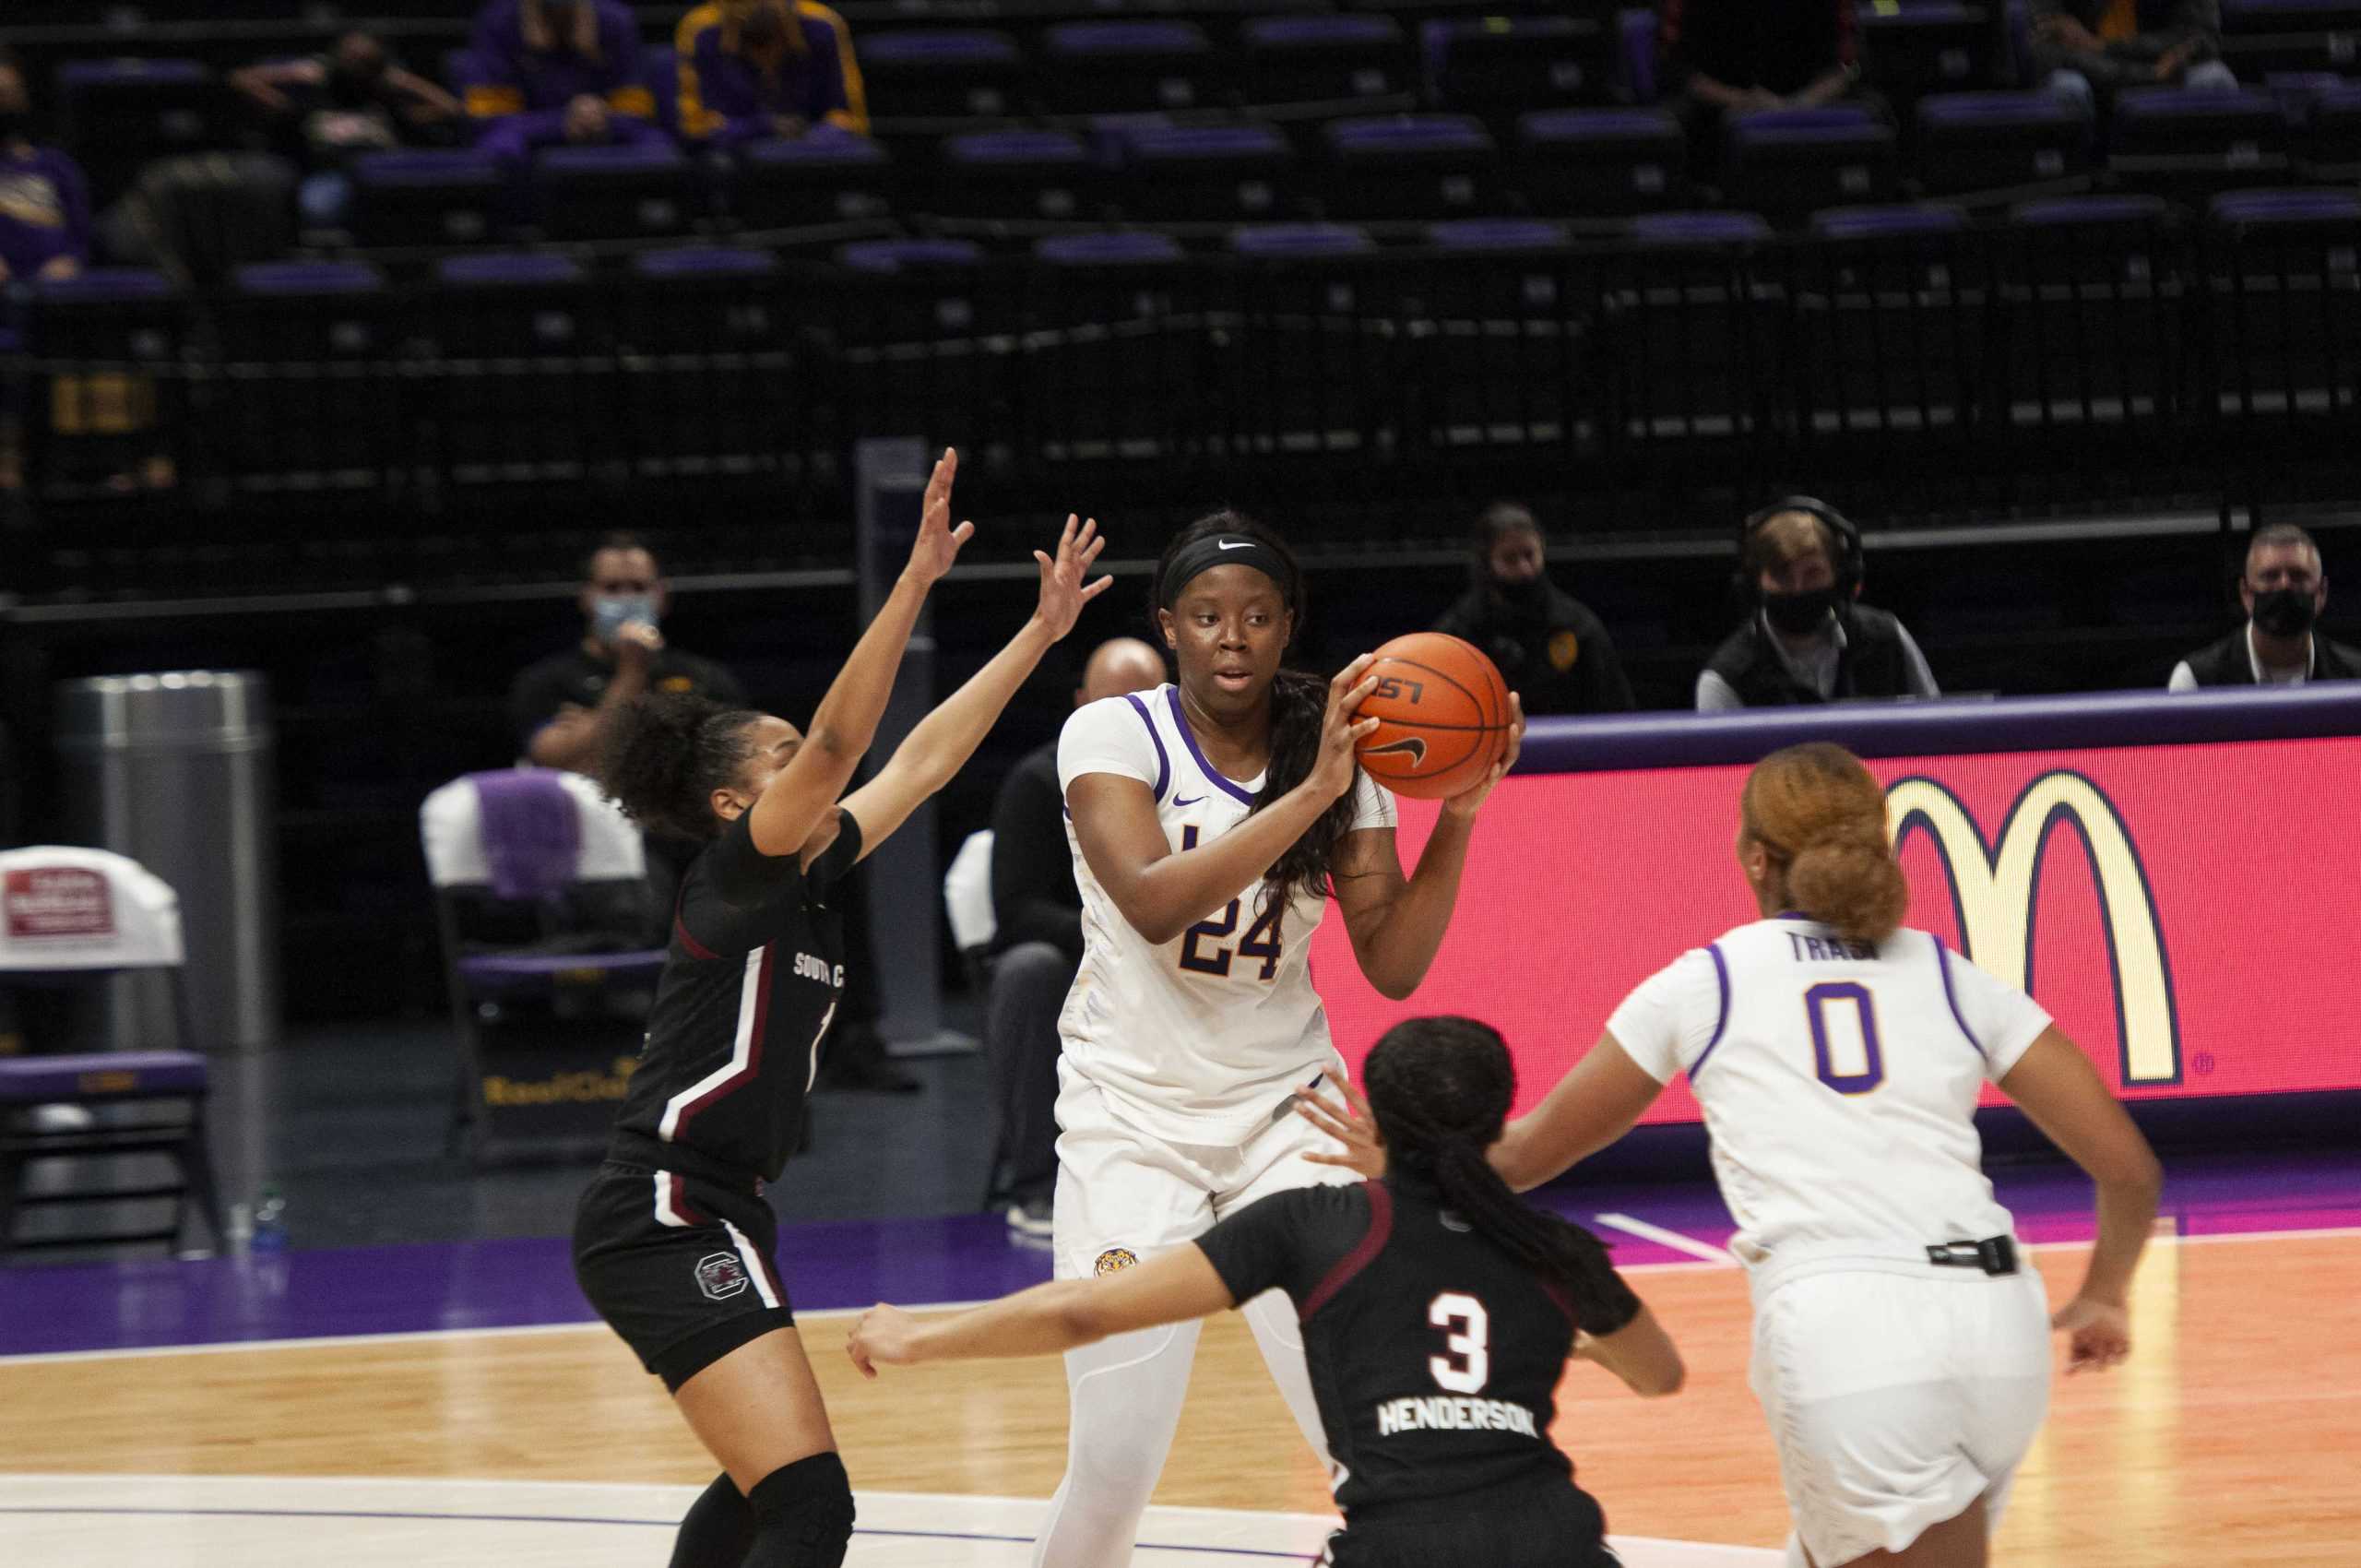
[1159,535,1295,607]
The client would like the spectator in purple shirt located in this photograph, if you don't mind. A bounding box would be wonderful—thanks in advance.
[465,0,661,159]
[0,47,90,287]
[675,0,869,147]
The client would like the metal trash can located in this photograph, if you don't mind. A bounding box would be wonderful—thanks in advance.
[54,671,278,1053]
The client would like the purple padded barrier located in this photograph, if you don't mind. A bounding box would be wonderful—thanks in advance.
[836,237,986,271]
[1731,104,1882,141]
[2011,193,2170,226]
[1043,20,1210,57]
[1228,221,1377,256]
[55,58,208,89]
[740,129,888,168]
[1627,209,1772,244]
[352,148,505,188]
[631,245,779,279]
[27,268,175,302]
[534,141,688,176]
[0,1051,207,1101]
[232,261,386,294]
[1810,202,1968,240]
[944,128,1089,165]
[1120,123,1291,162]
[1513,683,2361,775]
[2209,186,2361,225]
[1523,106,1681,142]
[859,30,1022,66]
[1424,217,1571,250]
[1917,89,2090,131]
[470,771,580,902]
[454,952,666,984]
[1034,231,1185,264]
[433,252,583,287]
[1244,15,1401,47]
[1325,113,1496,158]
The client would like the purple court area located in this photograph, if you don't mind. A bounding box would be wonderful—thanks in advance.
[3,1152,2355,1360]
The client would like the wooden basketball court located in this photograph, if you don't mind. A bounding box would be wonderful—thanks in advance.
[7,1229,2356,1565]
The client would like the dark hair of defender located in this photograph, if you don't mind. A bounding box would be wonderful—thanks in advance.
[599,691,762,841]
[1361,1016,1628,1321]
[1147,509,1356,916]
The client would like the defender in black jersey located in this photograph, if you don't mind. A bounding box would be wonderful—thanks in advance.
[848,1016,1684,1568]
[571,454,1113,1568]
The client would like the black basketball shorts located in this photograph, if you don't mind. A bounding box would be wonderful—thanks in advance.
[1322,1479,1619,1568]
[573,1160,796,1393]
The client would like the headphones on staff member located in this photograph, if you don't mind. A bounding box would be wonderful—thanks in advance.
[1734,495,1865,603]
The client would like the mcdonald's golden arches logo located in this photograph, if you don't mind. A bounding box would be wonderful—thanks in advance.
[1887,771,2180,1086]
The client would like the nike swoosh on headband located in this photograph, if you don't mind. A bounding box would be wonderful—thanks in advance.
[1216,540,1252,550]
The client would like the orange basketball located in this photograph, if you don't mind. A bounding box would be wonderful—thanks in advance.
[1352,633,1513,800]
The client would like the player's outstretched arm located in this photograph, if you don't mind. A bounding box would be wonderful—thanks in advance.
[833,515,1112,863]
[1574,1302,1684,1397]
[847,1248,1234,1377]
[750,448,969,861]
[1329,695,1525,1000]
[1489,1032,1665,1193]
[1069,657,1380,946]
[1998,1027,2163,1373]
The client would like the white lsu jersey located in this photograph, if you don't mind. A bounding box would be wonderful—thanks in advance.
[1608,916,2055,1285]
[1056,685,1396,1145]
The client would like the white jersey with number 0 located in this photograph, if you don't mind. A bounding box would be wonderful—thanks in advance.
[1056,684,1395,1145]
[1607,916,2054,1282]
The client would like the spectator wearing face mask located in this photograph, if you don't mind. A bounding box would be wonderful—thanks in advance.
[1697,498,1940,709]
[1433,503,1634,716]
[2169,524,2359,689]
[231,31,462,222]
[675,0,869,147]
[510,532,746,776]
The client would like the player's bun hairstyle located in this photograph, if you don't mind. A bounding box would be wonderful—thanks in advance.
[599,691,764,841]
[1150,510,1355,916]
[1362,1016,1629,1320]
[1741,742,1907,946]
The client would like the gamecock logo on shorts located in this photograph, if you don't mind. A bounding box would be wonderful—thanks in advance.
[695,1252,750,1301]
[1094,1248,1139,1277]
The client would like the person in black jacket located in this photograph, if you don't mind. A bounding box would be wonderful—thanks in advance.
[1697,497,1940,710]
[1433,503,1633,717]
[984,636,1167,1238]
[2169,524,2360,690]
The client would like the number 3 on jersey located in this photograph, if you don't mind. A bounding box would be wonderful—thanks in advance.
[1427,1292,1489,1394]
[1175,826,1285,980]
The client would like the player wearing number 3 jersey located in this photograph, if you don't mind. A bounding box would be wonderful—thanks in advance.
[1304,743,2162,1568]
[1036,512,1525,1566]
[848,1016,1682,1568]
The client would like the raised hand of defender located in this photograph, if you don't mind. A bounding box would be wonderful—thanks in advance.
[1307,655,1382,803]
[2052,1295,2131,1374]
[903,448,976,588]
[847,1302,919,1379]
[1298,1077,1386,1180]
[1442,691,1525,822]
[1032,515,1114,640]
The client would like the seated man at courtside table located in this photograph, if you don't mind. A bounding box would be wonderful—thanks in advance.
[2168,524,2359,689]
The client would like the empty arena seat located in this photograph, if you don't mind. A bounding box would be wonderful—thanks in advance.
[1423,15,1615,126]
[18,269,184,505]
[218,262,397,494]
[423,255,603,488]
[929,128,1100,221]
[2296,80,2361,176]
[1423,217,1573,250]
[1723,107,1898,224]
[1858,2,1996,102]
[1517,107,1690,215]
[1999,195,2183,439]
[1226,225,1391,467]
[1916,90,2094,196]
[1323,113,1499,219]
[2221,0,2361,75]
[1034,231,1187,265]
[834,238,1011,465]
[1596,210,1778,481]
[1114,123,1296,222]
[731,131,894,228]
[2109,87,2290,198]
[1038,21,1216,114]
[857,30,1026,119]
[1410,220,1584,455]
[837,237,988,272]
[2203,187,2361,434]
[533,141,701,241]
[1024,232,1208,486]
[54,58,226,196]
[0,847,223,1256]
[616,249,796,497]
[1240,15,1408,108]
[349,149,507,247]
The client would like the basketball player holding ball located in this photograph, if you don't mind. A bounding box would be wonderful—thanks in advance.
[1036,510,1522,1565]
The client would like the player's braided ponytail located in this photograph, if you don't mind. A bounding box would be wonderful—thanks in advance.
[599,691,763,840]
[1361,1016,1628,1324]
[1741,742,1907,945]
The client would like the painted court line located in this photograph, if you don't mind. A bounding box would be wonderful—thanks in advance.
[1594,1212,1740,1265]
